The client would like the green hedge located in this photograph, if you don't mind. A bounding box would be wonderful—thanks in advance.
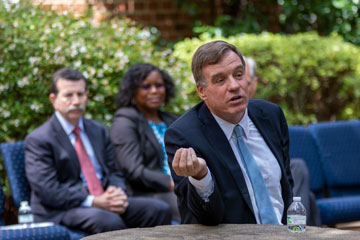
[0,2,189,143]
[173,32,360,125]
[1,2,360,147]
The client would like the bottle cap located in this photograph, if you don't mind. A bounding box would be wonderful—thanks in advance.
[293,196,301,202]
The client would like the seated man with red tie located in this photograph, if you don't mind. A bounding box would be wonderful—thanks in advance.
[24,68,171,234]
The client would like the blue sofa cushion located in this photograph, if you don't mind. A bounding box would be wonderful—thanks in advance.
[288,125,324,198]
[309,120,360,197]
[317,196,360,225]
[0,225,70,240]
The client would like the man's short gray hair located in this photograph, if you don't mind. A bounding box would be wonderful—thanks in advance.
[244,57,257,78]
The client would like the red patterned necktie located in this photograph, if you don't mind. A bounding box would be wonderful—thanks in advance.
[73,127,104,196]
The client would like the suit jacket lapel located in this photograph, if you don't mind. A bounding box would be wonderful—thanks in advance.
[83,119,107,175]
[198,103,254,214]
[50,115,81,176]
[142,113,164,161]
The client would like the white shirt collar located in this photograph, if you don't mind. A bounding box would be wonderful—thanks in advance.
[55,111,84,136]
[211,108,250,140]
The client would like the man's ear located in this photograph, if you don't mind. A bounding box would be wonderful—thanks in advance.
[196,85,207,101]
[49,93,56,105]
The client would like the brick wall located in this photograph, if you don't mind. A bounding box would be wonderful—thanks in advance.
[34,0,221,42]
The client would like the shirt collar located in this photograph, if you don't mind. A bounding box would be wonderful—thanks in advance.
[211,108,250,141]
[55,111,84,136]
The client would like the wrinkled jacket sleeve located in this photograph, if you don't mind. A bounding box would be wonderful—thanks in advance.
[165,126,224,225]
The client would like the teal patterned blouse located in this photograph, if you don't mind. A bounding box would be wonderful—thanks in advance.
[148,121,171,175]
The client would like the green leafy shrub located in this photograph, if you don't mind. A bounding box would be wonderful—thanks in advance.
[173,32,360,125]
[0,2,189,143]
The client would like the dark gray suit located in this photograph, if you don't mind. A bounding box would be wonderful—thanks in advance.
[110,107,177,194]
[25,114,171,234]
[110,107,180,221]
[165,100,294,225]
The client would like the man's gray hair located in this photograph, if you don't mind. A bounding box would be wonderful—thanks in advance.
[244,57,257,78]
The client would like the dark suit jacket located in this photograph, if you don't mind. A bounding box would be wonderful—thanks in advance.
[165,100,294,225]
[25,114,126,223]
[110,107,177,194]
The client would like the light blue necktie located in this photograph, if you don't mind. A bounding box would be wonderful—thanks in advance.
[234,125,279,224]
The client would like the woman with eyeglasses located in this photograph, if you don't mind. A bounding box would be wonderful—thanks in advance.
[110,63,180,222]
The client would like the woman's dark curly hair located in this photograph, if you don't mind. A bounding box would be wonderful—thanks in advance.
[115,63,176,108]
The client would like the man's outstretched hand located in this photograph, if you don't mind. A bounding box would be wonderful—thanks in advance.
[172,147,208,180]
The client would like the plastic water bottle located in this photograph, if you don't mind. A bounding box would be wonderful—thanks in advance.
[18,201,34,225]
[287,196,306,233]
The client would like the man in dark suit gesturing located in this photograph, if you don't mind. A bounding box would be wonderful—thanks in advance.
[165,41,293,225]
[25,68,171,234]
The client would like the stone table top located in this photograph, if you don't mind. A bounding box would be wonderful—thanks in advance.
[82,224,360,240]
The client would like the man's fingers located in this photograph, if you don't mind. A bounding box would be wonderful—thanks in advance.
[179,148,188,170]
[186,148,196,173]
[173,148,183,169]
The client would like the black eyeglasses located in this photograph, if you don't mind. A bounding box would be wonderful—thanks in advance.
[140,83,165,91]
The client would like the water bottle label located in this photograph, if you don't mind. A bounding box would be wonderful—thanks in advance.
[287,215,306,225]
[19,214,34,224]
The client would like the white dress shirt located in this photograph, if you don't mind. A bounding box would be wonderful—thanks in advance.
[189,108,284,224]
[55,111,103,207]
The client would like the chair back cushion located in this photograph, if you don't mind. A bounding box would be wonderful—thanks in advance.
[0,142,30,207]
[288,125,324,198]
[309,120,360,197]
[0,179,5,226]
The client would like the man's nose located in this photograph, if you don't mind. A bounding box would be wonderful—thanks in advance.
[71,95,81,105]
[228,76,240,90]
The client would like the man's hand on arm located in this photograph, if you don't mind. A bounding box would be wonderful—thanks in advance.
[92,186,128,215]
[172,147,208,180]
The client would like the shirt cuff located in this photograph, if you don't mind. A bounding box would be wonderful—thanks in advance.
[81,195,95,207]
[189,168,214,202]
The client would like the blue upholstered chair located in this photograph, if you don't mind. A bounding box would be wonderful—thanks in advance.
[309,120,360,225]
[0,179,70,239]
[0,182,5,226]
[309,120,360,197]
[288,125,325,198]
[0,142,88,240]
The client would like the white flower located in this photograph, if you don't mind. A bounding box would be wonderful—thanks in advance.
[9,44,16,50]
[83,71,89,79]
[0,84,9,92]
[2,125,8,131]
[70,49,78,57]
[79,46,87,53]
[74,60,82,68]
[54,46,62,53]
[30,103,41,112]
[29,57,38,65]
[89,67,96,76]
[115,50,124,58]
[94,95,104,101]
[13,119,19,127]
[2,110,10,118]
[137,30,151,39]
[18,77,30,87]
[97,71,104,78]
[105,114,112,121]
[33,67,39,75]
